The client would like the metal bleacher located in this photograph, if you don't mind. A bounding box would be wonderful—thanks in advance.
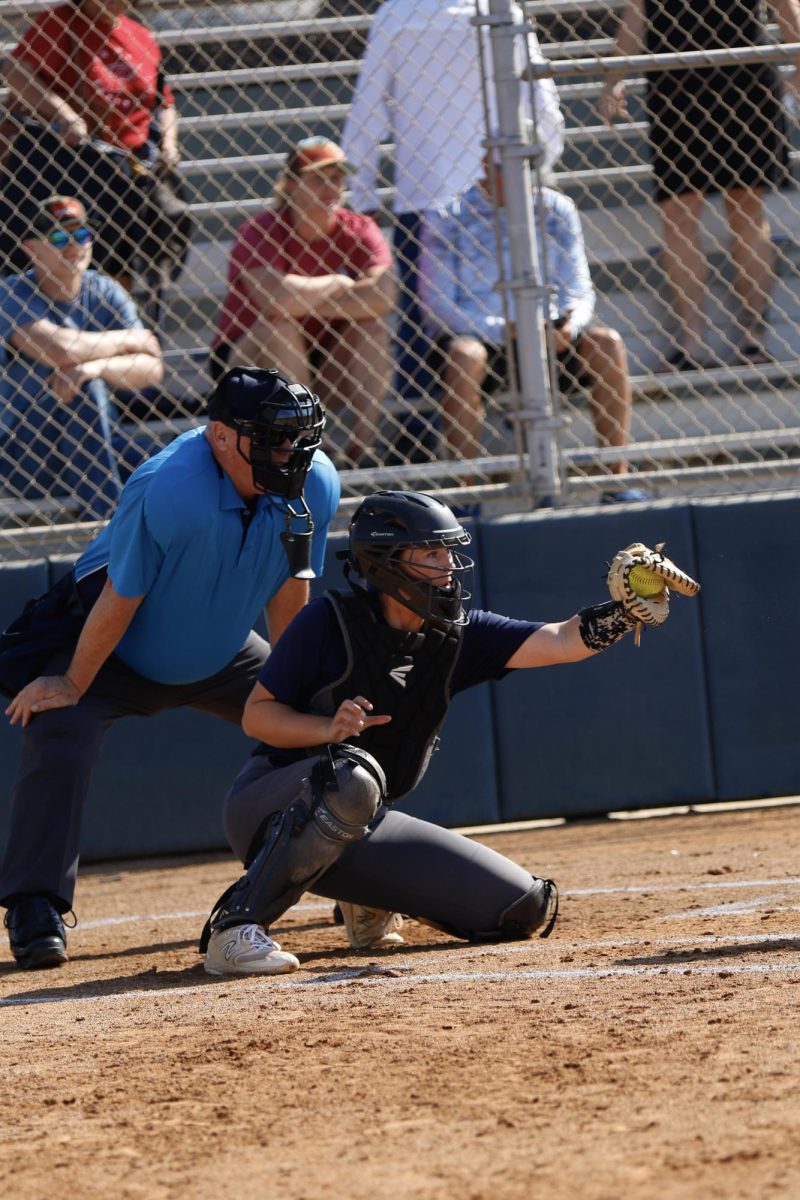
[155,0,800,497]
[2,0,800,538]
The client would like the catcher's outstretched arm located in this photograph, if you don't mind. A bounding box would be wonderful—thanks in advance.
[505,541,701,667]
[505,603,634,668]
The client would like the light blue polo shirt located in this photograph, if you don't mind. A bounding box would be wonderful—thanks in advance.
[76,427,340,683]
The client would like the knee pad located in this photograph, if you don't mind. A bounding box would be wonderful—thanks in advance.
[318,756,383,838]
[201,748,386,945]
[497,878,559,940]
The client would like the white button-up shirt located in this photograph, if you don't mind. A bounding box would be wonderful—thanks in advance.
[342,0,564,215]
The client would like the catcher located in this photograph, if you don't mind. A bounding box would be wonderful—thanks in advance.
[201,493,700,975]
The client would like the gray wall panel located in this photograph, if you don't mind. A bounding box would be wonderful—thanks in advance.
[693,494,800,801]
[482,504,713,818]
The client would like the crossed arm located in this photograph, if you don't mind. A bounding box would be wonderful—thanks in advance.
[4,55,180,163]
[244,263,396,324]
[11,320,163,400]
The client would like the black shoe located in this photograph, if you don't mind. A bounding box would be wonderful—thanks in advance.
[4,895,68,969]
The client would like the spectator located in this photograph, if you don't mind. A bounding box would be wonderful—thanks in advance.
[419,155,647,503]
[1,0,182,289]
[0,195,163,520]
[212,137,396,468]
[342,0,564,408]
[0,366,339,971]
[600,0,800,370]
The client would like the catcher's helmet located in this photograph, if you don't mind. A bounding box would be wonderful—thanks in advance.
[207,366,325,499]
[345,491,473,627]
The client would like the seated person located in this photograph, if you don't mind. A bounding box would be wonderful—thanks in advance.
[1,0,182,289]
[418,150,647,502]
[0,195,163,520]
[211,136,397,467]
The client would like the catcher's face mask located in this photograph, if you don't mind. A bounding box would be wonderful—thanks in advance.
[208,367,326,578]
[208,367,325,501]
[230,394,324,502]
[342,490,474,628]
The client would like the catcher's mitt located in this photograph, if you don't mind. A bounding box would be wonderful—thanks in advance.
[607,542,700,639]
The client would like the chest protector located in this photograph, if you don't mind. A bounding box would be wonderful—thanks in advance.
[309,590,464,800]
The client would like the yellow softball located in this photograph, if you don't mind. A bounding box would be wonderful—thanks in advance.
[628,564,666,597]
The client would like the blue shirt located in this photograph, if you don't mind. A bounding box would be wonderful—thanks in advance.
[419,185,595,347]
[259,594,542,711]
[0,269,141,438]
[76,428,340,683]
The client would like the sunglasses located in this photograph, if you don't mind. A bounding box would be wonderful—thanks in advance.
[46,226,94,249]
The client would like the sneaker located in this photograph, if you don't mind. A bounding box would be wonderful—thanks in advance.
[4,895,68,969]
[338,902,405,950]
[204,923,300,977]
[600,487,650,504]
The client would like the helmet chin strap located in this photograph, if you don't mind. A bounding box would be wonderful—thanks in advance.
[279,497,316,579]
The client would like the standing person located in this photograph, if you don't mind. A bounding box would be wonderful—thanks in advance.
[1,0,183,288]
[211,136,396,468]
[600,0,800,369]
[0,195,163,520]
[199,491,679,977]
[341,0,564,411]
[418,157,646,502]
[0,366,339,971]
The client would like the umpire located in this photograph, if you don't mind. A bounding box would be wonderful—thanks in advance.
[0,366,340,970]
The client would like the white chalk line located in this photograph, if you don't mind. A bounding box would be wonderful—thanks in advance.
[474,928,800,957]
[74,875,800,933]
[567,875,800,896]
[3,954,800,1009]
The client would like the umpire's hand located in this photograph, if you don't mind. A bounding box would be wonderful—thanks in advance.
[5,674,82,728]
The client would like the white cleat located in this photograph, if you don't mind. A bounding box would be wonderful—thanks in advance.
[204,923,300,976]
[338,902,405,950]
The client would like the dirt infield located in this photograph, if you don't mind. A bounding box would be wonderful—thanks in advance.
[2,802,800,1200]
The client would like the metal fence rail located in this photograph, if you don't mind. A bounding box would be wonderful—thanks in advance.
[2,0,800,558]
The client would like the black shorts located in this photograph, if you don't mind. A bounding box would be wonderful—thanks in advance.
[429,333,591,396]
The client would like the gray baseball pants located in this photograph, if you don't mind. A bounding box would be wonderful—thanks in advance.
[224,753,535,936]
[0,632,269,911]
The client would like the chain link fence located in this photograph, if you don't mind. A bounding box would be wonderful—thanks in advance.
[1,0,799,560]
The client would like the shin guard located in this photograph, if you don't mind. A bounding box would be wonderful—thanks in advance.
[200,749,384,948]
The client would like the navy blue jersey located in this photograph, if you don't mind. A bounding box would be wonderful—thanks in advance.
[259,595,543,710]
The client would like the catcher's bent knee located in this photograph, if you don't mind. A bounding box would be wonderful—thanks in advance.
[320,755,384,837]
[496,879,559,939]
[202,749,385,942]
[419,878,559,944]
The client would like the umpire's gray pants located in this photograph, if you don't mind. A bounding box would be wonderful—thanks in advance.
[224,754,535,937]
[0,632,269,912]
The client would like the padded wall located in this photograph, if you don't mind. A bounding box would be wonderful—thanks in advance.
[5,492,797,863]
[692,494,800,801]
[482,502,714,819]
[312,527,500,827]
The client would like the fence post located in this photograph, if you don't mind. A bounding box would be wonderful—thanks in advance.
[482,0,561,506]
